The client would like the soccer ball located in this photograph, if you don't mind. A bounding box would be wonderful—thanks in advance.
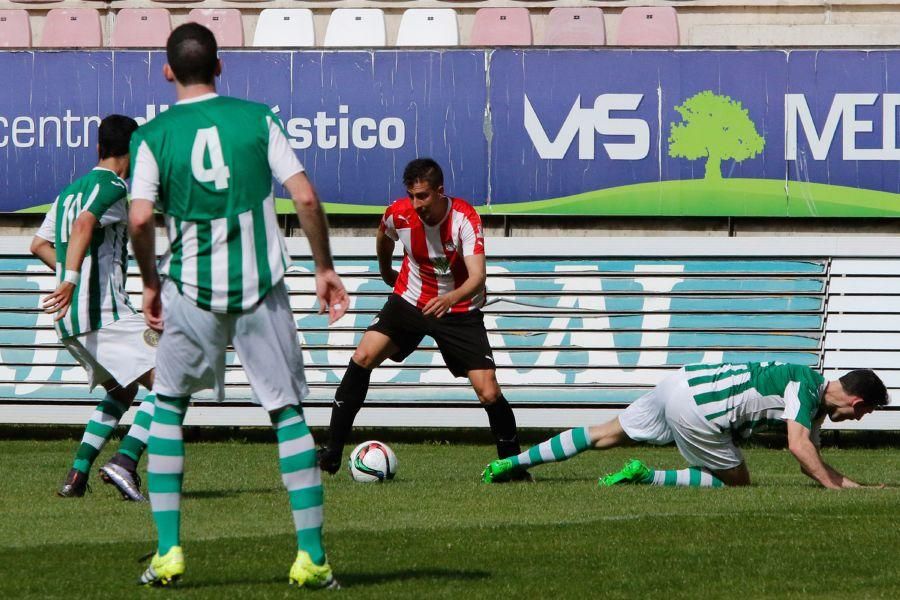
[348,441,397,483]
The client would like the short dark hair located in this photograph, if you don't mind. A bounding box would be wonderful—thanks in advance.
[166,23,218,86]
[839,370,889,407]
[403,158,444,190]
[98,115,138,159]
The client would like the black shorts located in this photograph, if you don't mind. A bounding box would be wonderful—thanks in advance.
[367,294,495,378]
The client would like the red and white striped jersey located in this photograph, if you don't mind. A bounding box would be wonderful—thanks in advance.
[379,196,485,313]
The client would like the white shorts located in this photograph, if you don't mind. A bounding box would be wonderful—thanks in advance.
[62,313,157,390]
[620,368,744,472]
[153,278,309,412]
[619,372,679,446]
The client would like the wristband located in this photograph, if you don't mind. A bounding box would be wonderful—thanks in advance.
[63,270,80,286]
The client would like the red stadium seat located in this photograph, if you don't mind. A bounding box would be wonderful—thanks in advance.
[470,8,532,46]
[111,9,171,48]
[0,10,31,48]
[39,9,102,48]
[188,9,244,47]
[545,8,605,46]
[616,7,679,46]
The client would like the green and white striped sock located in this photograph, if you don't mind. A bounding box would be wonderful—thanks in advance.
[72,395,127,473]
[148,394,189,555]
[647,467,725,488]
[117,394,156,462]
[510,427,592,468]
[273,406,325,565]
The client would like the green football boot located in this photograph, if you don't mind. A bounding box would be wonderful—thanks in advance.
[138,546,185,586]
[481,458,514,483]
[598,459,652,487]
[288,550,338,590]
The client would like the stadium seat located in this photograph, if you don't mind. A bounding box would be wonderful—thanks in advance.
[470,8,532,46]
[396,9,459,47]
[39,9,102,48]
[0,10,30,48]
[188,9,243,47]
[252,8,314,47]
[544,8,605,46]
[324,9,386,47]
[111,9,171,48]
[616,7,679,46]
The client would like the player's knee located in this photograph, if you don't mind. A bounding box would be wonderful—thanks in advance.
[476,387,502,405]
[351,349,377,370]
[108,381,139,405]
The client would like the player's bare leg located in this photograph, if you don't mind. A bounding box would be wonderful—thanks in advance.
[318,331,400,473]
[709,463,751,487]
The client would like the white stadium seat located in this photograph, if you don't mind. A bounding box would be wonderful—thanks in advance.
[324,9,386,48]
[253,9,314,47]
[396,9,459,47]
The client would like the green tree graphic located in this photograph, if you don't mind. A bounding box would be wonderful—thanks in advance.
[668,91,765,180]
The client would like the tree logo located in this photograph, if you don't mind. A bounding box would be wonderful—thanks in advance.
[668,91,765,180]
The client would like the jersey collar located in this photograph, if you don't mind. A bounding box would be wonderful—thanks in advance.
[420,196,452,229]
[176,93,219,105]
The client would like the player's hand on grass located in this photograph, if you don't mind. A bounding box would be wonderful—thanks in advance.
[422,294,455,318]
[41,282,75,321]
[142,282,164,332]
[317,268,349,325]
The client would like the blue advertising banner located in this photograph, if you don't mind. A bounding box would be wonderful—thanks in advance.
[0,50,486,214]
[2,49,900,216]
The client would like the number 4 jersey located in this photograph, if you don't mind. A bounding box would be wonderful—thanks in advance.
[36,167,135,339]
[130,94,304,313]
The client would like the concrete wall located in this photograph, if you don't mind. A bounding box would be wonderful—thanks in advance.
[5,212,900,239]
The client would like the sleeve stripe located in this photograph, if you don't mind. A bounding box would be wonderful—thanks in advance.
[782,381,802,421]
[130,140,160,203]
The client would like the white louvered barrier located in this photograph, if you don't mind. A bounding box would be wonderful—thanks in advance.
[1,236,899,429]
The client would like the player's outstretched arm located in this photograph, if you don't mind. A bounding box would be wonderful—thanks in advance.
[375,227,398,287]
[30,236,56,270]
[129,198,163,332]
[284,172,348,324]
[31,198,58,270]
[41,212,97,320]
[787,420,858,489]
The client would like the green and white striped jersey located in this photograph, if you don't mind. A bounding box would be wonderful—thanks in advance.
[684,362,825,435]
[129,94,303,313]
[36,168,136,339]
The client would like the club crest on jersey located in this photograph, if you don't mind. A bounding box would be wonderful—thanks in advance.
[443,241,457,253]
[432,257,451,274]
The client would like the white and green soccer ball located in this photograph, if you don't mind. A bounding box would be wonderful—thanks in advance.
[348,440,397,483]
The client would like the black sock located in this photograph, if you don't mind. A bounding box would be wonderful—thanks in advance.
[325,359,372,456]
[483,394,521,459]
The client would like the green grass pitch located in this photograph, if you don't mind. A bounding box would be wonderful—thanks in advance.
[1,435,898,599]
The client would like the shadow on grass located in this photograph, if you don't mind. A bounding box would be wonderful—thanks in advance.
[182,487,280,499]
[183,568,490,590]
[338,568,491,587]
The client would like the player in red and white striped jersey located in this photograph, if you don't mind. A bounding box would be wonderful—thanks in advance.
[318,159,528,481]
[380,191,485,314]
